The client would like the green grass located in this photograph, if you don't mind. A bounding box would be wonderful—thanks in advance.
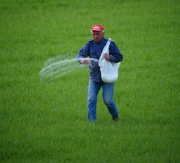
[1,0,180,162]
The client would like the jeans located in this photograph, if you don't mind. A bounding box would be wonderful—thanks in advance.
[88,80,118,121]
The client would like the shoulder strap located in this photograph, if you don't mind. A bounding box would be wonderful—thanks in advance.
[98,38,111,66]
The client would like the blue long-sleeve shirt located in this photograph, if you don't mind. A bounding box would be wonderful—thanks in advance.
[77,37,123,82]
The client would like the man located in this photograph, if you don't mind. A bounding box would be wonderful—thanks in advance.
[77,24,123,121]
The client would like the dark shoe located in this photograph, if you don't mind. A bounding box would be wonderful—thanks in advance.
[112,115,118,121]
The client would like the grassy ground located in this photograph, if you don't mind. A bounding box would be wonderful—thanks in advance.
[1,0,180,162]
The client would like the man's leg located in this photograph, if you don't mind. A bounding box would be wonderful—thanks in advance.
[88,81,101,121]
[102,82,118,118]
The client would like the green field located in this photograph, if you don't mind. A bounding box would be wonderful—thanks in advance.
[1,0,180,162]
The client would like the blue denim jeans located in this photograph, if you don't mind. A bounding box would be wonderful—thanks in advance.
[88,80,118,121]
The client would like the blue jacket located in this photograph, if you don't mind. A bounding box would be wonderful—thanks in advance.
[77,37,123,82]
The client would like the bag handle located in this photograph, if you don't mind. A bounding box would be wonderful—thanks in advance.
[98,38,111,66]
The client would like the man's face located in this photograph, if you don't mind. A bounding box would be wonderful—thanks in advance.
[92,31,104,43]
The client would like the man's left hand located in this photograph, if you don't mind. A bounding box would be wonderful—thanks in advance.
[104,53,110,61]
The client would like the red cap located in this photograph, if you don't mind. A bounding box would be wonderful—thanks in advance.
[91,24,104,32]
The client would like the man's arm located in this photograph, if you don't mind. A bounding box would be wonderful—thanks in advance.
[107,41,123,63]
[76,42,90,65]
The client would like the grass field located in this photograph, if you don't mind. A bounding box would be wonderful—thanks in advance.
[1,0,180,162]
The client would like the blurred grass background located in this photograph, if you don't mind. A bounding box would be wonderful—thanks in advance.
[1,0,180,162]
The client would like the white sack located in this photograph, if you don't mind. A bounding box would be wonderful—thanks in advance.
[98,38,120,83]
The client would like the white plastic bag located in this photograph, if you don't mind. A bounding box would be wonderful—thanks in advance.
[98,38,120,83]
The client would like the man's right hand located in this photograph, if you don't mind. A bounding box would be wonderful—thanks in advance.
[80,59,90,65]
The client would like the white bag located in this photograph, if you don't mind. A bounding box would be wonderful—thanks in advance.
[98,38,120,83]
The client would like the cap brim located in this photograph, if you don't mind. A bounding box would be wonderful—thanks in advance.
[91,29,102,31]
